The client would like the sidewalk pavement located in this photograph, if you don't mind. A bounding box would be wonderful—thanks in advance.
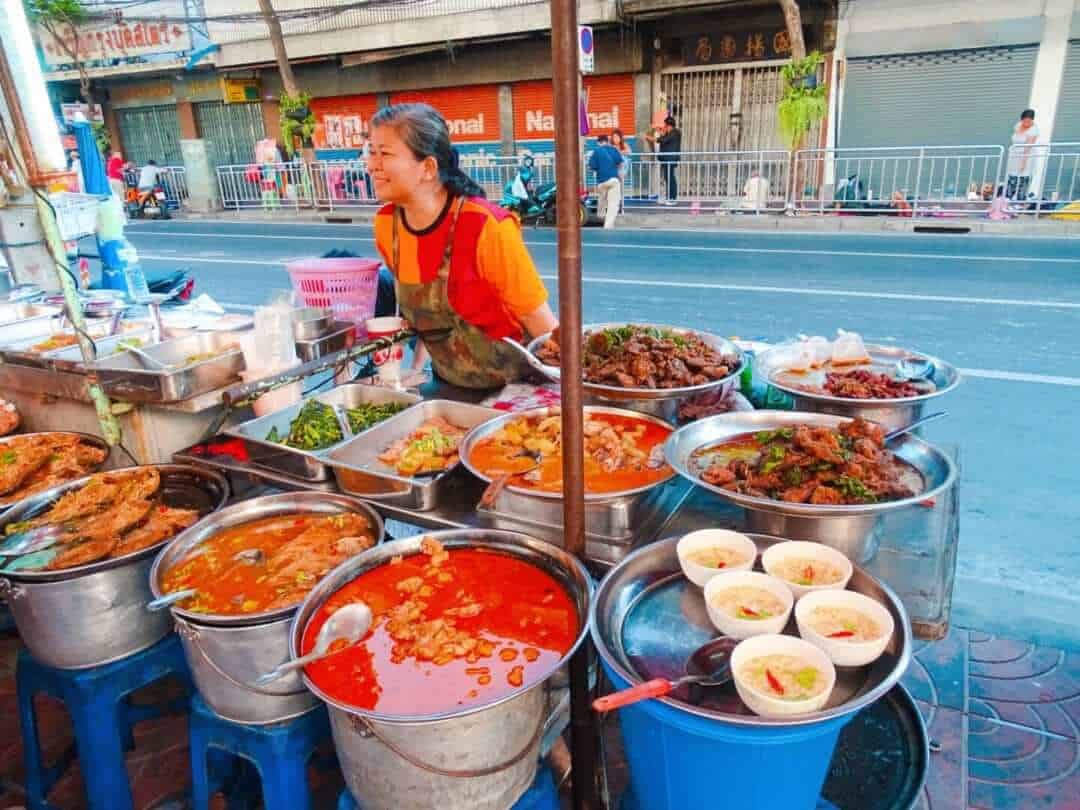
[177,208,1080,236]
[2,623,1076,809]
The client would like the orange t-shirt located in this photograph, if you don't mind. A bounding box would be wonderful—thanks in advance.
[373,196,548,340]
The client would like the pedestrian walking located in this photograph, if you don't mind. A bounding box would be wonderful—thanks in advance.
[1005,109,1039,201]
[106,151,125,199]
[588,134,624,229]
[611,129,632,211]
[647,116,681,205]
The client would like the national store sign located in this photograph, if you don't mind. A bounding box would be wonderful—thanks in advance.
[389,86,501,143]
[513,74,635,141]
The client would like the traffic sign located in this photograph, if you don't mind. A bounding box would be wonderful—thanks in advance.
[579,25,595,74]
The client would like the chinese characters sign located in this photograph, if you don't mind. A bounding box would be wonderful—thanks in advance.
[682,27,809,66]
[38,19,191,68]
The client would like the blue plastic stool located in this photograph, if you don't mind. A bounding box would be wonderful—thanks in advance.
[189,694,334,810]
[16,633,193,810]
[335,760,560,810]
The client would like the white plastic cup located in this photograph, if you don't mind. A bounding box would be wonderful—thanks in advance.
[365,316,406,384]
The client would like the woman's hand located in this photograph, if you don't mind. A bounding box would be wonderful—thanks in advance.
[521,303,558,339]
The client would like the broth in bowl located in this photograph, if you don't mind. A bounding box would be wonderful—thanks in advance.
[713,586,786,621]
[806,606,882,642]
[739,654,828,701]
[772,557,846,587]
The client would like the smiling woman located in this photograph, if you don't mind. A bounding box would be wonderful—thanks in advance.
[367,103,558,389]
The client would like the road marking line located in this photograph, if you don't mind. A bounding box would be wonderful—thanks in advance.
[140,253,280,265]
[535,273,1080,310]
[957,368,1080,386]
[128,230,1080,263]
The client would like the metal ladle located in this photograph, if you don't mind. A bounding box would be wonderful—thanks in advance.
[501,337,561,382]
[895,356,935,382]
[592,636,737,713]
[254,601,373,686]
[883,410,947,443]
[125,343,170,370]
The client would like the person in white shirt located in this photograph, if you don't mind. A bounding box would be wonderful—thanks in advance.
[741,170,770,211]
[1005,109,1039,201]
[137,160,162,192]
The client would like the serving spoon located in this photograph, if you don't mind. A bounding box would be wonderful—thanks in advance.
[895,356,935,382]
[883,410,947,443]
[592,637,737,712]
[148,587,199,612]
[501,337,561,382]
[255,601,373,686]
[125,343,170,370]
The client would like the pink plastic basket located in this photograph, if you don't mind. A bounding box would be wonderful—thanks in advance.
[286,257,382,325]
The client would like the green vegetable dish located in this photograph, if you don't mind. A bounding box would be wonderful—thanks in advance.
[266,400,408,451]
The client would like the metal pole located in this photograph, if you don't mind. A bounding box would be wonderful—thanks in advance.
[550,2,600,809]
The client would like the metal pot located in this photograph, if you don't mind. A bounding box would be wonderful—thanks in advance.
[663,411,957,562]
[291,529,593,810]
[758,344,961,433]
[149,491,385,725]
[0,464,228,669]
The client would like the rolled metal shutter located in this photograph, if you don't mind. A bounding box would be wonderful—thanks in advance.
[840,46,1038,149]
[1054,40,1080,141]
[116,105,183,167]
[194,101,266,167]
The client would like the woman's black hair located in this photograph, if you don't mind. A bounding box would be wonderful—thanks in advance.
[1021,109,1036,120]
[370,103,485,198]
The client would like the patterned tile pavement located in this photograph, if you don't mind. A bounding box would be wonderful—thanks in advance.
[0,624,1077,809]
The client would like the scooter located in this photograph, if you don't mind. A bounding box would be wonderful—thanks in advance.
[500,156,586,227]
[124,178,172,220]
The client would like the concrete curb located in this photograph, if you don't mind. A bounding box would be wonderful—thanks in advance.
[175,208,1080,235]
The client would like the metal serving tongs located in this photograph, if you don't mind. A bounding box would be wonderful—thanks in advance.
[501,337,561,382]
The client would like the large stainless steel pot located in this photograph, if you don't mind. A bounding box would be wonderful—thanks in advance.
[757,343,961,433]
[526,323,745,422]
[291,529,592,810]
[150,491,384,725]
[664,411,957,562]
[0,465,228,669]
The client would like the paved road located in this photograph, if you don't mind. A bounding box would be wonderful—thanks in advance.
[124,218,1080,650]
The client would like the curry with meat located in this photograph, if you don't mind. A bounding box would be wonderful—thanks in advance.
[467,410,672,494]
[695,419,921,505]
[378,417,467,477]
[0,434,108,508]
[161,511,377,615]
[536,325,739,389]
[4,467,201,571]
[303,536,578,714]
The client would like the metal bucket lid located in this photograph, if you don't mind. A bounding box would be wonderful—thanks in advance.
[589,534,912,727]
[149,491,384,627]
[291,528,593,724]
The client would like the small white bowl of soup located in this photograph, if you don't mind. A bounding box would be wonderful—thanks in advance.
[703,571,793,639]
[731,634,836,718]
[677,529,758,587]
[761,541,853,600]
[795,589,895,667]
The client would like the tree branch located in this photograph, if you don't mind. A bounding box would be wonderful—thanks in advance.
[778,0,807,60]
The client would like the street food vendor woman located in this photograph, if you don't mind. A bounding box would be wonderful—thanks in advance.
[369,103,557,389]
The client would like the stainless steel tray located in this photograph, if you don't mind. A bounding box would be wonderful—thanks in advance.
[91,332,245,403]
[758,343,961,433]
[663,411,957,561]
[224,384,421,482]
[292,307,334,341]
[1,327,154,372]
[326,399,500,510]
[46,333,155,374]
[590,533,912,727]
[526,322,745,403]
[295,322,355,363]
[0,303,62,345]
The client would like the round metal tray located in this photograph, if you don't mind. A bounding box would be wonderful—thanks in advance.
[759,343,961,432]
[526,323,745,403]
[150,491,385,628]
[590,533,912,727]
[0,464,229,582]
[0,431,111,511]
[663,410,956,520]
[458,405,676,502]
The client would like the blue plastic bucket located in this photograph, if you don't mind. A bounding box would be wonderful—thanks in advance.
[603,657,853,810]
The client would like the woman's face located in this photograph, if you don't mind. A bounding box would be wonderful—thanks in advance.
[1019,117,1034,131]
[611,132,623,148]
[368,124,438,203]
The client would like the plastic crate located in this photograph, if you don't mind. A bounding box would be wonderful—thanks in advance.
[286,257,381,325]
[49,192,103,241]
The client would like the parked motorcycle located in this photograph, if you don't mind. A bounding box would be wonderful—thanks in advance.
[124,177,172,221]
[500,156,587,227]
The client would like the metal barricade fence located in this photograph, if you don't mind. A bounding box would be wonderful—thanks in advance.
[793,145,1005,216]
[217,162,315,210]
[611,151,791,211]
[460,154,559,201]
[1006,142,1080,217]
[157,166,189,209]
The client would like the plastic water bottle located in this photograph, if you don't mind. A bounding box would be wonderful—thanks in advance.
[116,239,150,301]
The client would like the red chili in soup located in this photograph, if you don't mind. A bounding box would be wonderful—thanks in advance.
[302,537,578,715]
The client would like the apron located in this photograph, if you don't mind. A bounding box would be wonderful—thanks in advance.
[391,197,527,389]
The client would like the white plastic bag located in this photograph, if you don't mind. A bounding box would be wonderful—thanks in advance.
[832,329,870,366]
[805,336,831,368]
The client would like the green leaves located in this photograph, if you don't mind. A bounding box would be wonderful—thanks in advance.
[26,0,88,24]
[778,51,828,151]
